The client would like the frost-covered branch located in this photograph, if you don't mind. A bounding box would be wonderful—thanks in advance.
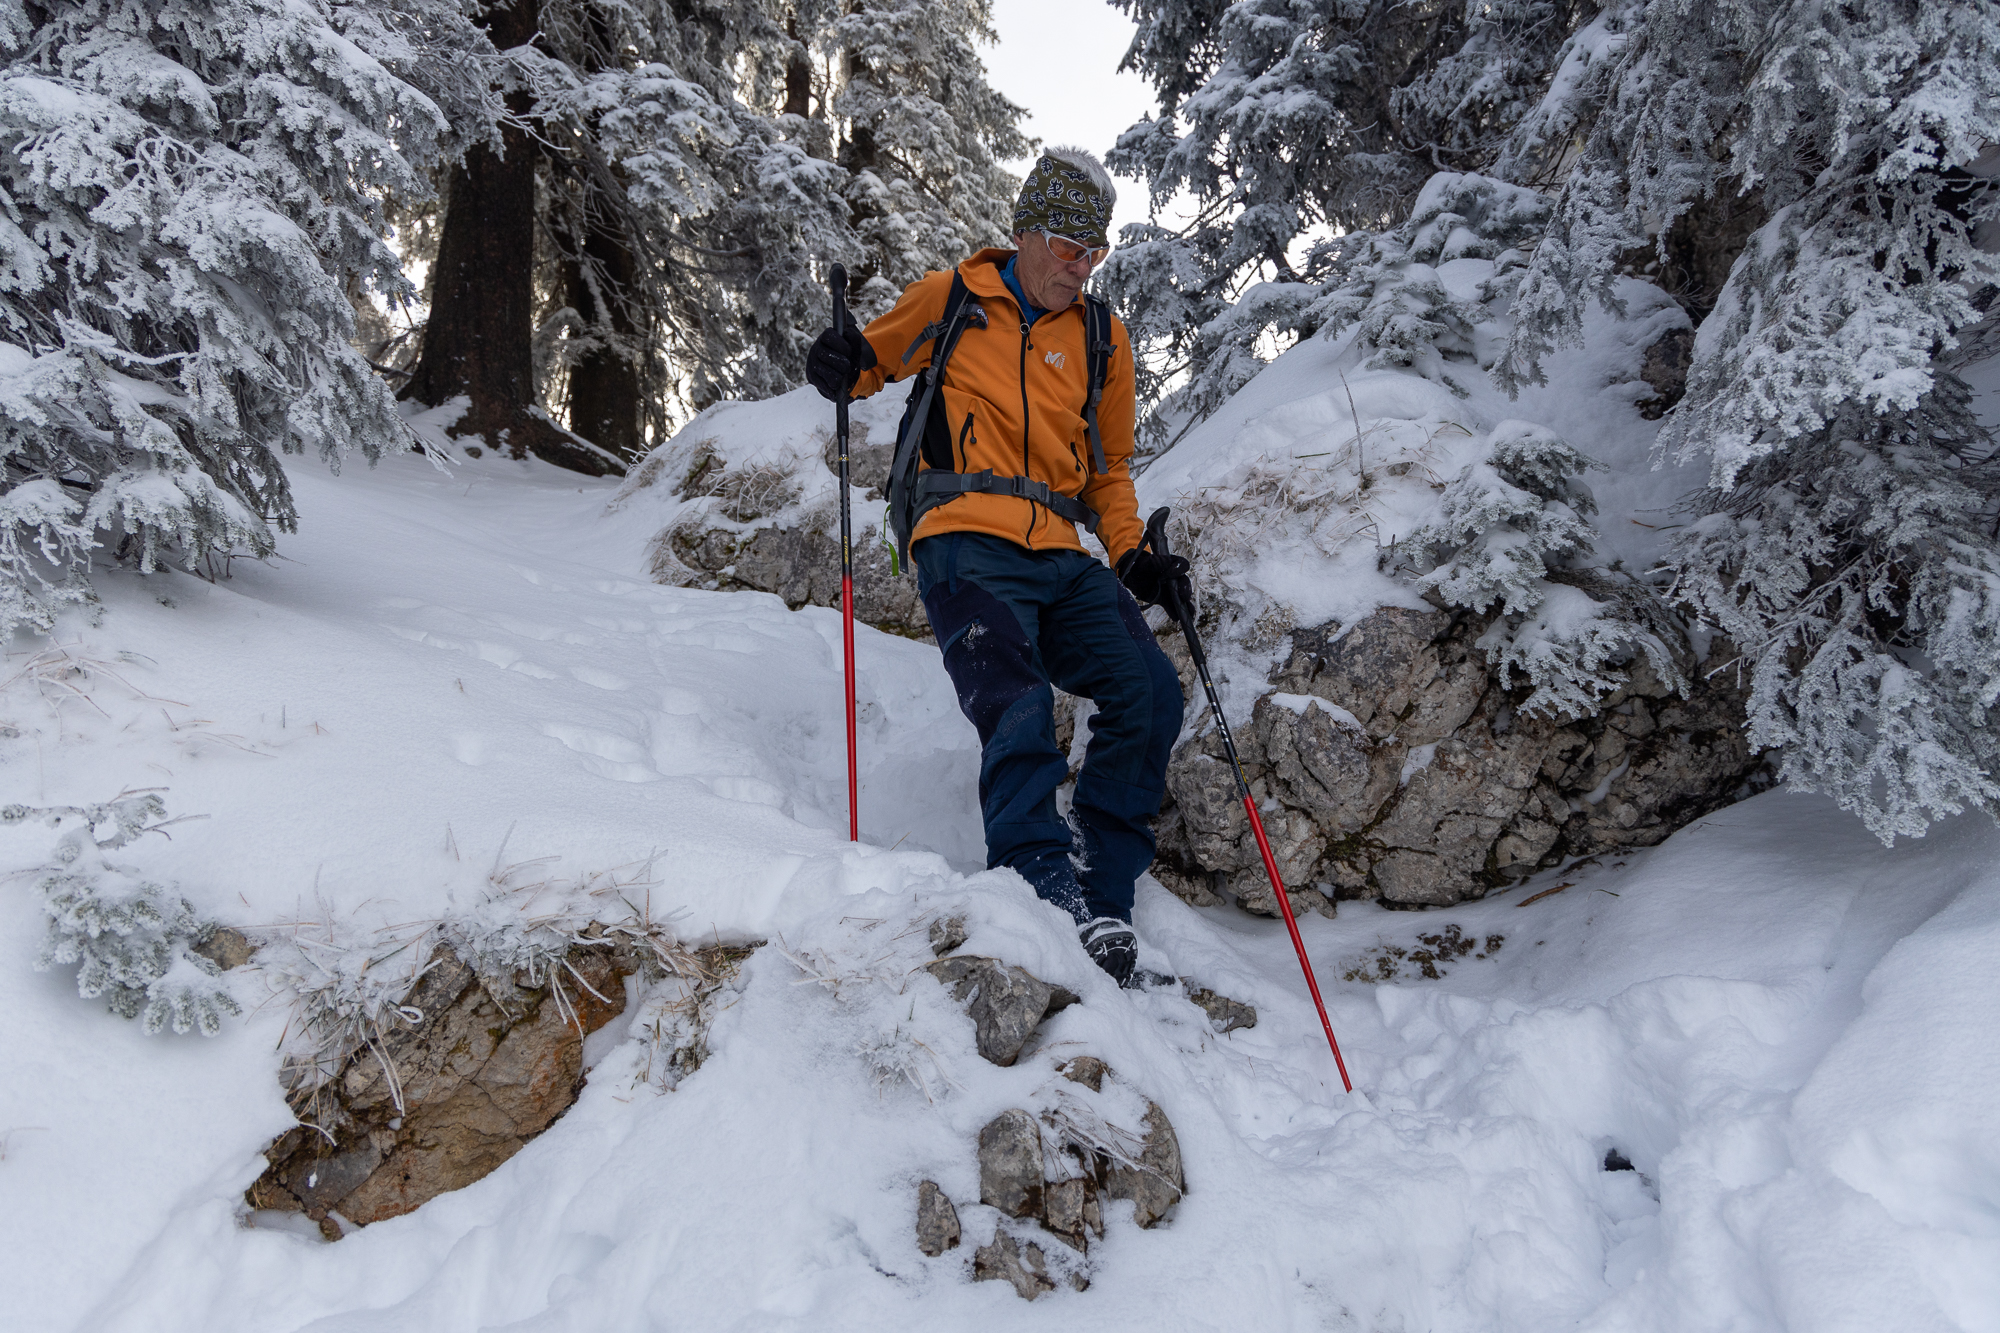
[4,794,240,1035]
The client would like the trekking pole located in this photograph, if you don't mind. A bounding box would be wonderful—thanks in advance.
[1142,507,1353,1092]
[830,265,860,842]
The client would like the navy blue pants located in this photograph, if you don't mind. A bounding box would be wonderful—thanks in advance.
[914,533,1184,924]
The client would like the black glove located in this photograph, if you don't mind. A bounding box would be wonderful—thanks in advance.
[805,324,876,402]
[1117,547,1192,611]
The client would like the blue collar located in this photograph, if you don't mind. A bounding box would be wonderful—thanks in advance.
[1000,255,1049,326]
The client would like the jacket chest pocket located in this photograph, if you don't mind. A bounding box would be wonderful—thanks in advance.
[938,388,1015,476]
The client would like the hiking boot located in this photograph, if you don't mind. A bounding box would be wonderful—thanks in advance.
[1078,917,1138,987]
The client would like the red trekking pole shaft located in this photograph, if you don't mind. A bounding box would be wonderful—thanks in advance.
[1143,508,1353,1092]
[830,265,859,841]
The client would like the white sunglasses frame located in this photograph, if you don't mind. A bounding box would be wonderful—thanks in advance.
[1038,228,1111,268]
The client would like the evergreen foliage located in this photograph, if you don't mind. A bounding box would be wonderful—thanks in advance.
[1501,0,2000,839]
[5,793,239,1035]
[1101,0,1586,440]
[1403,421,1686,717]
[0,0,496,637]
[831,0,1028,321]
[376,0,1026,434]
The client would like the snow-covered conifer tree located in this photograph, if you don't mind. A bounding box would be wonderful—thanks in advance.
[1502,0,2000,839]
[831,0,1027,320]
[0,0,496,636]
[400,0,1022,444]
[1102,0,1587,445]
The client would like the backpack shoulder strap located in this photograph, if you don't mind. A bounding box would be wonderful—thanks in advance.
[901,271,973,367]
[886,271,977,566]
[1081,293,1114,476]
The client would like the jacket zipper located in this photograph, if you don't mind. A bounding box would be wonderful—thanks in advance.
[957,411,975,472]
[1019,319,1034,546]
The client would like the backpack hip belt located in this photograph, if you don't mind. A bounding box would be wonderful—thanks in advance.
[917,469,1100,532]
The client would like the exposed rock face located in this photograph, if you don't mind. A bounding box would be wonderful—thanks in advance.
[658,517,929,640]
[916,1179,961,1256]
[1057,1055,1107,1091]
[978,1109,1046,1219]
[247,942,634,1233]
[1155,606,1764,911]
[193,926,257,971]
[1638,327,1696,419]
[927,915,967,956]
[923,956,1077,1067]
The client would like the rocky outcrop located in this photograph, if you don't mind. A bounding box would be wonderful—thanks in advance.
[658,516,929,641]
[1102,1102,1185,1230]
[979,1061,1181,1240]
[978,1109,1048,1218]
[247,942,637,1236]
[1154,605,1765,912]
[928,1051,1187,1298]
[645,423,931,640]
[1638,327,1696,419]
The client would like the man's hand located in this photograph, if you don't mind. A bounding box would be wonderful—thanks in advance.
[1117,547,1192,611]
[806,325,876,402]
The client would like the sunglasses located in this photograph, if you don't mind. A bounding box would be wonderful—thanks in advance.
[1039,230,1111,268]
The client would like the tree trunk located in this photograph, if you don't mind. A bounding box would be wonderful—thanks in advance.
[783,19,812,118]
[560,219,644,460]
[400,0,620,477]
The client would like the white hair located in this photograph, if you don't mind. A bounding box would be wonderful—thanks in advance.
[1043,145,1117,209]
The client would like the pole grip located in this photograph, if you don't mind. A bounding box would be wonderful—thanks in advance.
[1142,506,1203,667]
[830,263,849,339]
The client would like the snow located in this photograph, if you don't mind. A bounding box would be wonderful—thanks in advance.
[3,449,1997,1331]
[1265,692,1361,731]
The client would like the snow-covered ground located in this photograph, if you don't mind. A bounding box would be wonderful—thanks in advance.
[3,450,1996,1332]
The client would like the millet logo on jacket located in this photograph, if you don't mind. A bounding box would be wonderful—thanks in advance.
[1045,350,1066,369]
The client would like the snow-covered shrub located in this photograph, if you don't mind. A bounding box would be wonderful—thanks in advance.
[1399,421,1685,716]
[1132,174,1679,722]
[0,0,489,635]
[1110,173,1550,451]
[1298,174,1550,395]
[4,794,239,1035]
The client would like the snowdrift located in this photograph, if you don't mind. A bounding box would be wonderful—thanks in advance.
[2,448,1996,1331]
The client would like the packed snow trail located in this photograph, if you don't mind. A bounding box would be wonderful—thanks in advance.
[2,453,1995,1332]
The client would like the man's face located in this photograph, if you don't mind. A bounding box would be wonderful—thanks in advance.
[1011,230,1092,312]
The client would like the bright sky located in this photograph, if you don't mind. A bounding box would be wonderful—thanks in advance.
[983,0,1160,239]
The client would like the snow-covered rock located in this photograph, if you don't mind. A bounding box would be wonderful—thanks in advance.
[248,940,639,1233]
[1130,174,1747,909]
[1153,605,1763,910]
[610,387,932,639]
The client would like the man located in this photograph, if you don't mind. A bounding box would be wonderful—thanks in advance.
[805,147,1191,986]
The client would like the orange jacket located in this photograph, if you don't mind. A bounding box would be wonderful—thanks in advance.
[851,248,1143,566]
